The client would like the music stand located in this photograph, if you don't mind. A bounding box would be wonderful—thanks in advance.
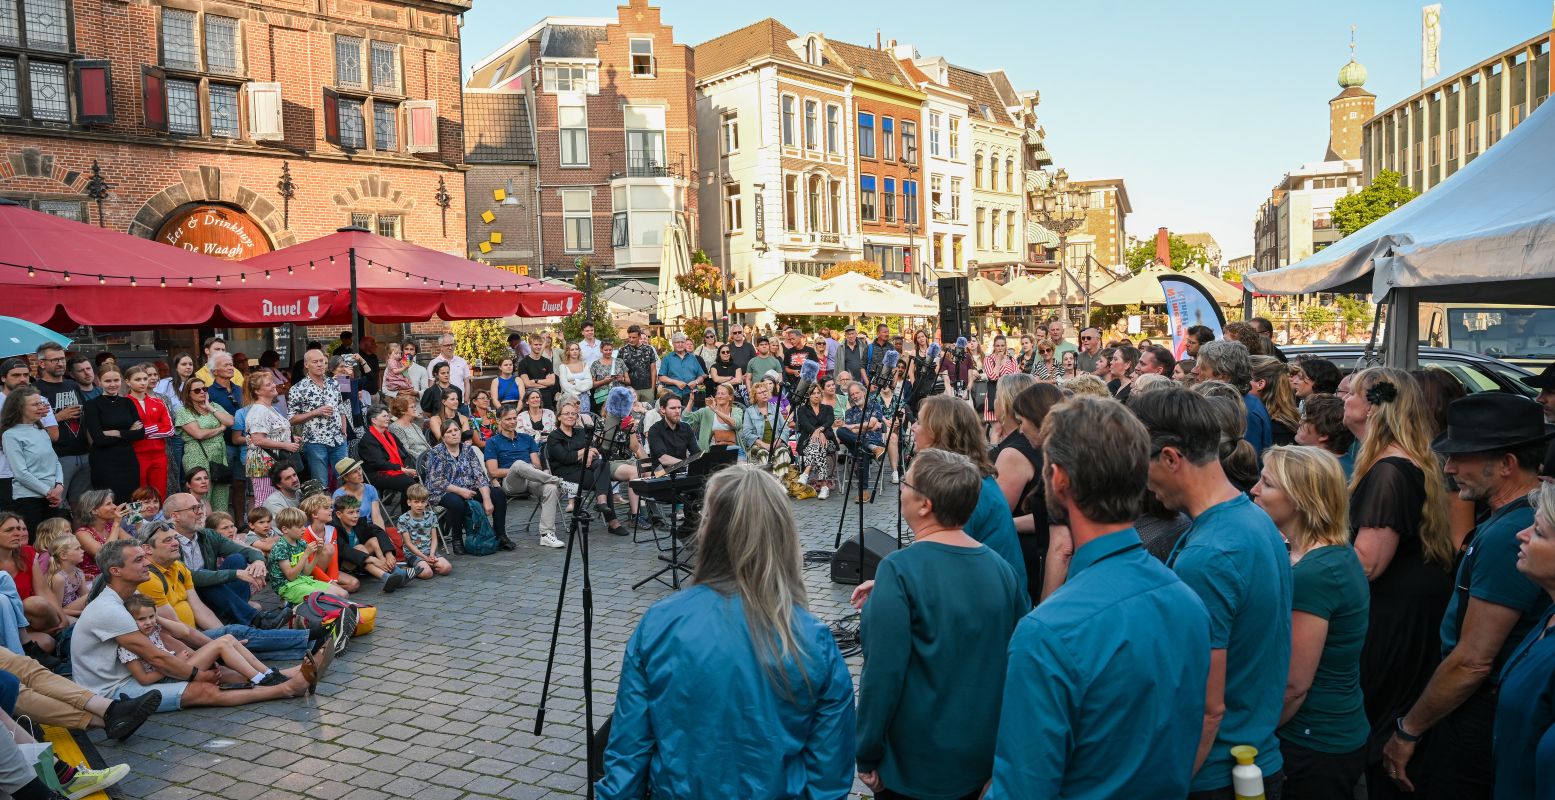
[629,445,740,591]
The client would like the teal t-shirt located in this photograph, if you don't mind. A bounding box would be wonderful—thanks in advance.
[857,541,1026,798]
[1440,497,1550,672]
[1280,544,1371,753]
[965,475,1030,609]
[1169,493,1293,791]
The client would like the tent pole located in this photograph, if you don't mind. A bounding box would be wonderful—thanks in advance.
[1381,288,1420,370]
[348,246,362,353]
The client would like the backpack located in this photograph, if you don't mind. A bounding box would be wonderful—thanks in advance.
[460,497,499,556]
[291,592,374,636]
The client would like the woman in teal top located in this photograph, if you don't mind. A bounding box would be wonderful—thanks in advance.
[853,449,1026,800]
[1253,446,1371,799]
[1495,485,1555,800]
[913,395,1029,605]
[597,464,854,799]
[490,357,522,404]
[683,382,744,455]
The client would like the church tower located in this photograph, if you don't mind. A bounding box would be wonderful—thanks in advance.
[1327,26,1375,161]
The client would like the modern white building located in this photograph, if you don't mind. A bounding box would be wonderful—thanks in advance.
[1253,159,1362,272]
[896,47,973,275]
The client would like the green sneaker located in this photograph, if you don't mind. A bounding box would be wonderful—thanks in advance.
[64,763,130,799]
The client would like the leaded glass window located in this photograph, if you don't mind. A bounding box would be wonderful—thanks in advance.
[0,58,17,116]
[370,41,398,91]
[209,84,239,137]
[160,9,199,70]
[335,36,363,88]
[204,16,240,75]
[23,0,66,52]
[166,78,200,134]
[372,102,397,150]
[337,96,365,148]
[27,60,66,121]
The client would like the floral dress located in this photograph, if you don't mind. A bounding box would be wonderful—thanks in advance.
[174,406,229,512]
[423,444,489,505]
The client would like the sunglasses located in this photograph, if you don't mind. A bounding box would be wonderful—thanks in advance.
[189,387,208,394]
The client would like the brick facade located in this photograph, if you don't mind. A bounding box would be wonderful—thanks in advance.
[0,0,469,347]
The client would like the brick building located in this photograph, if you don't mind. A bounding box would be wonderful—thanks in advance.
[0,0,470,354]
[465,0,697,281]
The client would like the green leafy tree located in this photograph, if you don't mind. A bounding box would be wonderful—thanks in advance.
[557,258,620,345]
[821,260,883,280]
[1332,170,1418,236]
[451,318,511,368]
[1124,235,1213,274]
[1334,294,1373,327]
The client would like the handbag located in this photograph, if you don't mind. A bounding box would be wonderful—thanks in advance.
[711,429,736,445]
[208,459,234,484]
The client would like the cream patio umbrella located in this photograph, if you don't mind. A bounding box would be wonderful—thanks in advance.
[727,272,822,313]
[994,274,1053,308]
[1178,266,1244,304]
[967,276,1010,307]
[765,270,937,316]
[1090,263,1186,306]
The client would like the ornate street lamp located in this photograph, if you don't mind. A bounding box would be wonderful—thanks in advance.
[1032,167,1090,324]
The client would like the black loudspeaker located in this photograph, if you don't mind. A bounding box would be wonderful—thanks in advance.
[938,276,970,342]
[831,527,902,585]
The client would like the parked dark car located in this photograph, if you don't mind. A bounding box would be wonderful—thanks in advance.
[1281,344,1535,398]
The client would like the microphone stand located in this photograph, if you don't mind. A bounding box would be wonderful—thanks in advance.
[834,361,892,582]
[535,416,611,799]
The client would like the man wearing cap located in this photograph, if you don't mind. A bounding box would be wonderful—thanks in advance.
[1382,393,1554,797]
[839,326,866,379]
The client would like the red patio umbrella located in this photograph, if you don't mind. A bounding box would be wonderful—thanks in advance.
[0,199,338,330]
[239,227,582,326]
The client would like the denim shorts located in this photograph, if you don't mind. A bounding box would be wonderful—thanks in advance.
[115,679,187,713]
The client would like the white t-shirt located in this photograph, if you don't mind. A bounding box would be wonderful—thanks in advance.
[73,590,142,697]
[579,338,603,365]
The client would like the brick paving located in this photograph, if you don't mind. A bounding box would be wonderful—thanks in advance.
[94,475,904,799]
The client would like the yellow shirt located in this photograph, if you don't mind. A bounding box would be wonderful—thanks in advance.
[139,560,197,628]
[194,366,244,387]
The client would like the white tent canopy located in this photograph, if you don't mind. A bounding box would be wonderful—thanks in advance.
[1245,97,1555,302]
[766,270,937,316]
[728,272,821,313]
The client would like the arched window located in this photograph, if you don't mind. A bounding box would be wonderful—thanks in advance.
[974,153,984,188]
[808,174,824,231]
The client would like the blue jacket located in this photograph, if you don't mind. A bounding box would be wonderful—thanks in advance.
[597,584,856,799]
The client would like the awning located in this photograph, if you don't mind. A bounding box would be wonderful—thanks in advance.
[0,200,336,330]
[240,227,580,323]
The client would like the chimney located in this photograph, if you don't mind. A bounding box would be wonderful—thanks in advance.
[1155,227,1171,268]
[876,29,882,49]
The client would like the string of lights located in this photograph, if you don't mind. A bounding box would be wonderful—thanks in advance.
[0,251,574,293]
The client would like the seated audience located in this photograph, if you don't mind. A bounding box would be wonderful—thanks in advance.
[393,486,452,579]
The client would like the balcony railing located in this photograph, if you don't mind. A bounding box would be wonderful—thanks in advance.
[610,150,685,180]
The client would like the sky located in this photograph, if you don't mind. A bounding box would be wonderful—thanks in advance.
[458,1,1552,261]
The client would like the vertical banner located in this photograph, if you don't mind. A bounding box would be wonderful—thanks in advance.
[1160,275,1227,360]
[1422,4,1442,87]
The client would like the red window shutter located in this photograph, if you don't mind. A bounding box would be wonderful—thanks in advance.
[322,87,340,146]
[141,66,167,132]
[75,61,113,124]
[403,99,438,153]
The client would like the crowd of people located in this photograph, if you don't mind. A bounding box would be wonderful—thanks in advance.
[594,318,1555,800]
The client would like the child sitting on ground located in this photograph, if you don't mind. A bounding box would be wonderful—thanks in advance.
[267,508,349,602]
[208,512,242,547]
[244,507,278,555]
[332,495,411,593]
[299,494,358,593]
[37,527,87,622]
[395,484,452,579]
[118,593,288,687]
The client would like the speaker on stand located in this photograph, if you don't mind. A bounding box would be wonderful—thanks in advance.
[937,276,970,343]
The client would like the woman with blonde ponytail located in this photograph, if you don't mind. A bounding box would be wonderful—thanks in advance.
[1341,367,1455,778]
[596,465,854,799]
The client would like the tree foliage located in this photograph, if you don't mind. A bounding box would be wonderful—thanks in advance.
[821,260,883,280]
[451,318,511,367]
[1332,170,1418,236]
[1333,294,1373,327]
[556,258,619,345]
[1124,235,1213,274]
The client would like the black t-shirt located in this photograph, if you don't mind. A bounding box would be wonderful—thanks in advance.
[840,340,867,378]
[648,419,700,464]
[726,341,756,372]
[35,378,88,456]
[782,346,820,378]
[519,356,557,408]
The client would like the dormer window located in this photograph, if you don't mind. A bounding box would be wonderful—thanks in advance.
[804,36,821,66]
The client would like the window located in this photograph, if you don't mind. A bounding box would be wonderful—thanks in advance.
[204,16,240,76]
[992,210,1002,250]
[562,190,592,252]
[930,176,943,219]
[807,175,823,231]
[337,96,365,148]
[928,111,941,156]
[25,60,66,121]
[208,83,238,137]
[1006,213,1016,251]
[541,64,598,94]
[901,120,916,163]
[0,60,18,116]
[335,35,364,88]
[624,105,665,175]
[882,117,894,160]
[724,183,742,231]
[161,9,199,71]
[904,180,918,225]
[858,111,875,158]
[1466,119,1479,153]
[375,214,401,239]
[825,104,840,154]
[829,180,841,233]
[975,207,985,247]
[611,211,628,247]
[974,154,983,188]
[372,101,397,150]
[804,99,817,150]
[166,78,200,134]
[630,38,655,77]
[784,175,798,231]
[1005,158,1014,193]
[34,199,82,220]
[16,0,67,52]
[1430,134,1440,166]
[883,177,895,222]
[780,95,795,146]
[988,155,998,190]
[721,112,738,154]
[950,177,961,220]
[860,175,877,222]
[948,116,960,159]
[559,102,588,166]
[370,41,399,92]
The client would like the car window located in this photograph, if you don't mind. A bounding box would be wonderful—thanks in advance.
[1419,358,1498,394]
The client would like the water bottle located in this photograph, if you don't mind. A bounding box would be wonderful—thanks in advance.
[1231,745,1265,800]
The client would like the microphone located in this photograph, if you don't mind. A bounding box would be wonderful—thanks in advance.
[954,336,968,359]
[792,359,821,405]
[603,386,636,429]
[926,342,942,363]
[874,349,900,387]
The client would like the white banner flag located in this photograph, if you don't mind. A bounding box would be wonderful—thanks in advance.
[1422,4,1443,86]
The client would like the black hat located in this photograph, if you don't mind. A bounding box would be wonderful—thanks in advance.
[1522,363,1555,391]
[1432,393,1555,454]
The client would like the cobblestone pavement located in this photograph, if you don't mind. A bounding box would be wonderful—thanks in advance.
[96,473,905,799]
